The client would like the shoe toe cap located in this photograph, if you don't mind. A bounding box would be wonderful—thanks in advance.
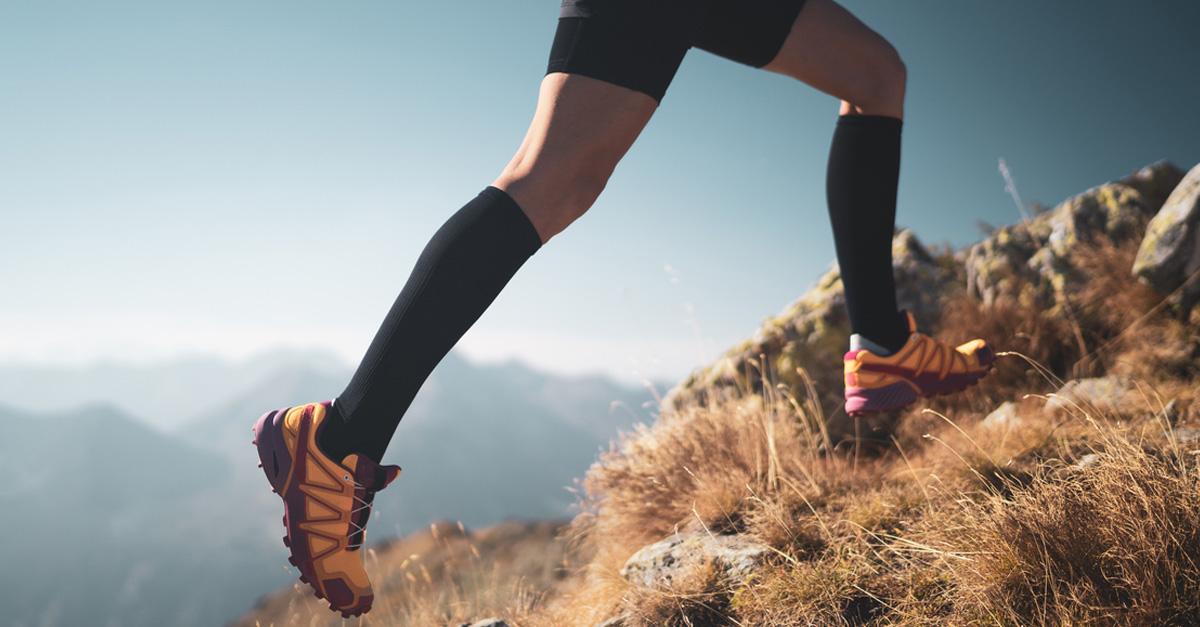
[956,339,994,367]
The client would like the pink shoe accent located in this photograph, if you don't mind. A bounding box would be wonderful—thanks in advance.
[845,381,919,416]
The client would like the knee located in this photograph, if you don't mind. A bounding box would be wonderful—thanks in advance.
[884,49,907,99]
[494,152,613,241]
[851,45,907,115]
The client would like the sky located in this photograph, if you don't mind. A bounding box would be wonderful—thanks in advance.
[2,1,1198,384]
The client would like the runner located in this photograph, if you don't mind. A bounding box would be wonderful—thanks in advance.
[252,0,993,615]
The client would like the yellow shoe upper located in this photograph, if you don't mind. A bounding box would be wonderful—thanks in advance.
[844,312,993,391]
[278,403,400,613]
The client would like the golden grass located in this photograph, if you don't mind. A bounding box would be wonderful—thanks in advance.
[528,237,1200,626]
[533,366,1199,626]
[237,520,578,627]
[241,237,1200,626]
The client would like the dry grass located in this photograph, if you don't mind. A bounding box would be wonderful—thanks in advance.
[937,430,1200,625]
[237,520,579,627]
[527,237,1200,626]
[239,238,1200,626]
[937,237,1195,400]
[534,370,1200,626]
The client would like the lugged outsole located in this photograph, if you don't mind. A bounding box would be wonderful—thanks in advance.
[845,381,918,416]
[252,406,373,618]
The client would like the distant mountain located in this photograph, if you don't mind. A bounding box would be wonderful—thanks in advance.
[181,365,348,454]
[0,403,276,627]
[180,351,659,538]
[0,348,344,430]
[0,350,661,626]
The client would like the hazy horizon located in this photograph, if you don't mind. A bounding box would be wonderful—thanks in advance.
[0,343,672,387]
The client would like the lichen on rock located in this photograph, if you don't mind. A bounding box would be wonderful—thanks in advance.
[663,160,1191,429]
[620,532,768,590]
[664,229,959,415]
[1133,163,1200,311]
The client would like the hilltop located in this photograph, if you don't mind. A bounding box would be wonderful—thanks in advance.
[240,160,1200,626]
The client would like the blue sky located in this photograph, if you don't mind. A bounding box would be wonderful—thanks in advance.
[2,1,1198,383]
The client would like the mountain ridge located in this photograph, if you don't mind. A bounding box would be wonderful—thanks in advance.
[0,351,658,627]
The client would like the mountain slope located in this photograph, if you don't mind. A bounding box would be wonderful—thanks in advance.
[0,351,657,627]
[526,160,1200,625]
[0,403,271,627]
[242,160,1200,626]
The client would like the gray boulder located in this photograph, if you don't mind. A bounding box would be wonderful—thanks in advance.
[966,180,1155,308]
[1172,427,1200,444]
[982,401,1022,429]
[1046,376,1141,416]
[1117,159,1187,213]
[964,161,1183,310]
[1133,163,1200,311]
[1073,453,1102,470]
[620,532,768,589]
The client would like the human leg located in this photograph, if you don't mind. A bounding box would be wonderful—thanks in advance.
[324,6,691,463]
[692,0,991,415]
[324,73,661,463]
[751,0,910,351]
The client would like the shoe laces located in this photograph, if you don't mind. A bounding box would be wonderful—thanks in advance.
[347,486,376,550]
[344,461,401,551]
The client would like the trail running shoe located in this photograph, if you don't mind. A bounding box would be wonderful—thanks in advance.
[252,401,400,618]
[843,311,994,416]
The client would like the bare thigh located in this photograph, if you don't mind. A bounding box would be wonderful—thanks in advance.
[763,0,907,117]
[492,72,658,243]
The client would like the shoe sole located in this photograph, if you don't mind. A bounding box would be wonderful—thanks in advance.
[845,345,996,417]
[253,406,373,618]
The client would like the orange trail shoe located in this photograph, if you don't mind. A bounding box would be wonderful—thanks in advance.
[843,311,994,416]
[251,401,400,618]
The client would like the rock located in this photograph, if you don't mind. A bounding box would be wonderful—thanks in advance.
[662,161,1184,421]
[966,182,1153,309]
[1133,163,1200,311]
[1117,160,1187,212]
[1046,376,1141,416]
[982,401,1022,428]
[620,532,768,589]
[663,230,959,413]
[1172,427,1200,444]
[594,617,628,627]
[459,620,509,627]
[1046,184,1151,257]
[1073,453,1101,470]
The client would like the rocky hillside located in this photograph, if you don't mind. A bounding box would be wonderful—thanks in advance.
[242,161,1200,626]
[665,160,1190,438]
[540,160,1200,626]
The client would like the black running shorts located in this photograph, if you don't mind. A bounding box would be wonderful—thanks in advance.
[548,0,809,103]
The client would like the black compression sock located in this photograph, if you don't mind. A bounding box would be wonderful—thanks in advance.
[320,186,543,463]
[317,401,350,460]
[826,113,910,353]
